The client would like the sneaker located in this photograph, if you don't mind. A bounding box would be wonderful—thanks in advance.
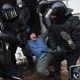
[60,31,76,49]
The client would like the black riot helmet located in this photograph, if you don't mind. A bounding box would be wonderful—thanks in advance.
[1,3,17,20]
[16,0,25,8]
[45,1,73,22]
[38,0,49,15]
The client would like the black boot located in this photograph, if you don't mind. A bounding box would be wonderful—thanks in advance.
[48,72,54,78]
[54,74,62,80]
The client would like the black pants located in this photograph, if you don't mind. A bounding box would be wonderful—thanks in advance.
[53,52,79,78]
[0,43,20,79]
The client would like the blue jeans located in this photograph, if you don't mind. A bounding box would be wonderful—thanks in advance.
[36,53,54,76]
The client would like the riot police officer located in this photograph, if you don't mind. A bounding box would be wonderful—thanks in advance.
[0,3,32,80]
[16,0,35,72]
[44,1,80,80]
[23,0,41,35]
[16,0,30,31]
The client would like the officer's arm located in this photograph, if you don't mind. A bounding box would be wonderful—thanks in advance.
[40,31,48,40]
[24,7,30,25]
[21,42,33,57]
[71,16,80,49]
[18,33,33,57]
[48,29,57,50]
[0,18,4,31]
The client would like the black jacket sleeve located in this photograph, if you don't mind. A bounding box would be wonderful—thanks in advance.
[22,44,33,57]
[48,27,57,50]
[23,7,30,25]
[69,16,80,49]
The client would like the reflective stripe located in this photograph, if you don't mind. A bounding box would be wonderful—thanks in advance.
[39,53,47,59]
[45,9,52,18]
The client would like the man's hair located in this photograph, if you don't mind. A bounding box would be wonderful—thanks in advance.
[27,31,36,40]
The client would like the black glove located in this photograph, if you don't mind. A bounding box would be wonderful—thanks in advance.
[48,48,54,53]
[54,46,62,53]
[53,46,66,55]
[60,31,76,50]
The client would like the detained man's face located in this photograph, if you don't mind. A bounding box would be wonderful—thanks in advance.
[30,33,37,41]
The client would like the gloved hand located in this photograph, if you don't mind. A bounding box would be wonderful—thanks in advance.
[53,46,65,55]
[15,47,27,65]
[16,56,27,65]
[60,31,76,50]
[54,46,62,52]
[48,48,54,53]
[32,56,36,63]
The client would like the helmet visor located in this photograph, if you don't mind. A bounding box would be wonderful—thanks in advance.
[2,9,17,20]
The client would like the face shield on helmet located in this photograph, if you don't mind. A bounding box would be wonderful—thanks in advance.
[1,3,17,20]
[39,0,49,14]
[45,1,67,23]
[50,1,67,22]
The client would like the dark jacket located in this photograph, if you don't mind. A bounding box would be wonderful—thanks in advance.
[23,0,41,35]
[16,6,30,31]
[48,14,80,51]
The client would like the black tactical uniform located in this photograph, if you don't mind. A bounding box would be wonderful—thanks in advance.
[44,1,80,80]
[23,0,41,35]
[0,3,32,80]
[16,0,34,72]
